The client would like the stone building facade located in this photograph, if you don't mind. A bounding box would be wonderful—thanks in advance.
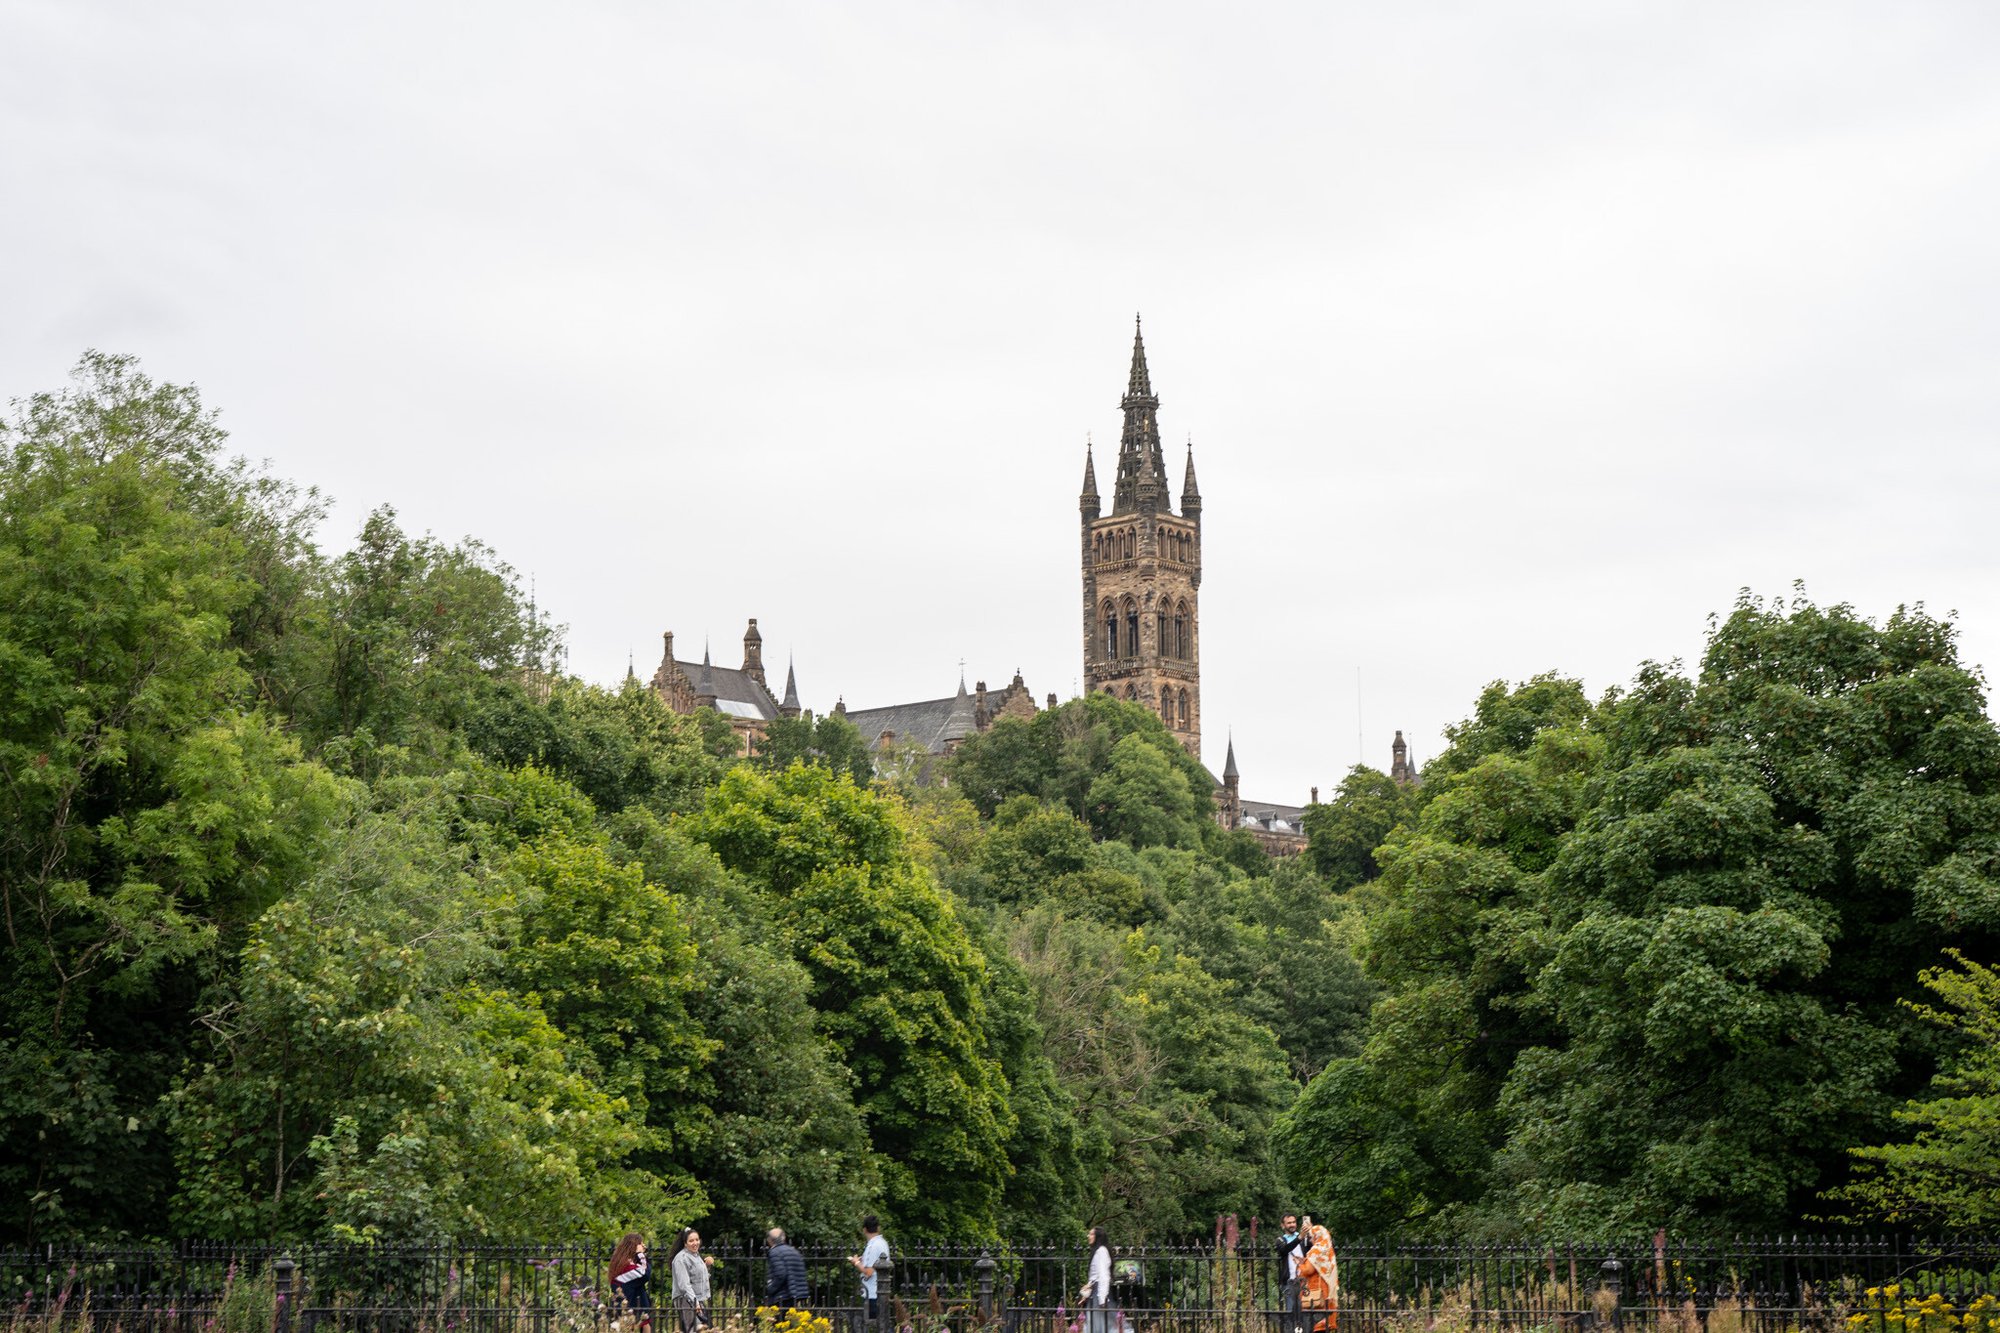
[1080,318,1203,755]
[648,617,800,754]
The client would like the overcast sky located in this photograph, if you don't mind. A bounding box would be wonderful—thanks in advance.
[6,2,1999,802]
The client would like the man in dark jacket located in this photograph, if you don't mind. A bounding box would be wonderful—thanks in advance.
[766,1228,811,1313]
[1273,1214,1309,1333]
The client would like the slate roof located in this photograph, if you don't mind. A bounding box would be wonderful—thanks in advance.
[676,659,779,721]
[1238,798,1309,836]
[844,686,980,754]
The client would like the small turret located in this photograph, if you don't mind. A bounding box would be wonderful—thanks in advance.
[1181,439,1202,524]
[742,618,766,687]
[780,656,801,720]
[1216,733,1243,832]
[696,643,717,709]
[1080,440,1101,520]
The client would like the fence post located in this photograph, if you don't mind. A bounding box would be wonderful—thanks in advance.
[976,1252,996,1326]
[273,1255,296,1333]
[876,1256,895,1333]
[1597,1258,1622,1333]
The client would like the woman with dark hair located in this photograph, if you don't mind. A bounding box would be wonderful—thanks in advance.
[1078,1227,1113,1333]
[672,1227,713,1331]
[609,1233,654,1331]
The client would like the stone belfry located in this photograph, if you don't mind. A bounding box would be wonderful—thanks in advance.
[1080,316,1203,755]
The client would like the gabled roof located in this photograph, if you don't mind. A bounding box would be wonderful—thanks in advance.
[676,659,779,721]
[844,685,980,754]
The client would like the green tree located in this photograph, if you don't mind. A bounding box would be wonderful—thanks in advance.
[1088,734,1202,848]
[1006,906,1294,1237]
[611,808,882,1239]
[291,505,555,766]
[464,677,721,816]
[948,693,1214,831]
[1276,680,1598,1238]
[1832,950,2000,1229]
[0,355,343,1240]
[1301,766,1422,888]
[1490,599,2000,1233]
[167,784,692,1240]
[686,764,1015,1235]
[757,712,874,787]
[1161,855,1373,1080]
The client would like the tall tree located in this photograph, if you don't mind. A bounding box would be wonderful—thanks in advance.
[686,765,1015,1236]
[0,355,343,1240]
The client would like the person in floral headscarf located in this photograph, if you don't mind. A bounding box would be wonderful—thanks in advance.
[1298,1217,1339,1332]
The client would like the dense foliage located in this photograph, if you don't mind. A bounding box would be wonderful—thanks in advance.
[1,355,1992,1244]
[1276,607,2000,1237]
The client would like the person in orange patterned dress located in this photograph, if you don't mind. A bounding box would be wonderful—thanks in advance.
[1298,1218,1339,1332]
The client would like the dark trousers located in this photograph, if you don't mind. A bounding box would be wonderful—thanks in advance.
[1275,1278,1304,1333]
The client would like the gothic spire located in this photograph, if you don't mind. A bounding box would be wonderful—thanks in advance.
[1080,437,1101,517]
[1222,733,1239,782]
[1126,314,1153,398]
[1181,437,1201,517]
[1113,315,1173,514]
[779,655,801,718]
[697,642,715,700]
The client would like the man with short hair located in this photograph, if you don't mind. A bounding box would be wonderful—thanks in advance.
[766,1228,811,1314]
[848,1216,890,1327]
[1273,1214,1309,1333]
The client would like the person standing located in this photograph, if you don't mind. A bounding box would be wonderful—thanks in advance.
[848,1216,890,1326]
[610,1232,654,1332]
[1298,1217,1339,1333]
[766,1228,811,1314]
[1077,1227,1113,1333]
[672,1228,713,1331]
[1273,1215,1309,1333]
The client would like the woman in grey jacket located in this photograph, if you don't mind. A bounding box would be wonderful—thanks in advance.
[671,1228,713,1331]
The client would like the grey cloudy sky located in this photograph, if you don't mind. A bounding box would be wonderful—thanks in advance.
[6,1,2000,802]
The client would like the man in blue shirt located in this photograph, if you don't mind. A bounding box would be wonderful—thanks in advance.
[1273,1214,1309,1333]
[848,1216,890,1326]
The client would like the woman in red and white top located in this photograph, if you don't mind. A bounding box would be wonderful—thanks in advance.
[609,1232,654,1331]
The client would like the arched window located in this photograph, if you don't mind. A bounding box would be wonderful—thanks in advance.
[1124,684,1137,701]
[1103,601,1118,659]
[1161,694,1173,723]
[1123,599,1139,659]
[1156,606,1169,656]
[1178,688,1190,727]
[1175,600,1190,660]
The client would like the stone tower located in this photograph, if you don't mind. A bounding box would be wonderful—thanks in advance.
[1080,317,1202,755]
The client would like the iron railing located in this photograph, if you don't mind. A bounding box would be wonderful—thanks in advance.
[2,1237,1995,1333]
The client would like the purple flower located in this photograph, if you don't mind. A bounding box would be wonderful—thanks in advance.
[571,1288,585,1301]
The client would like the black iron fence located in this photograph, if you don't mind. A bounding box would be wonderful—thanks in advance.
[3,1238,1997,1333]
